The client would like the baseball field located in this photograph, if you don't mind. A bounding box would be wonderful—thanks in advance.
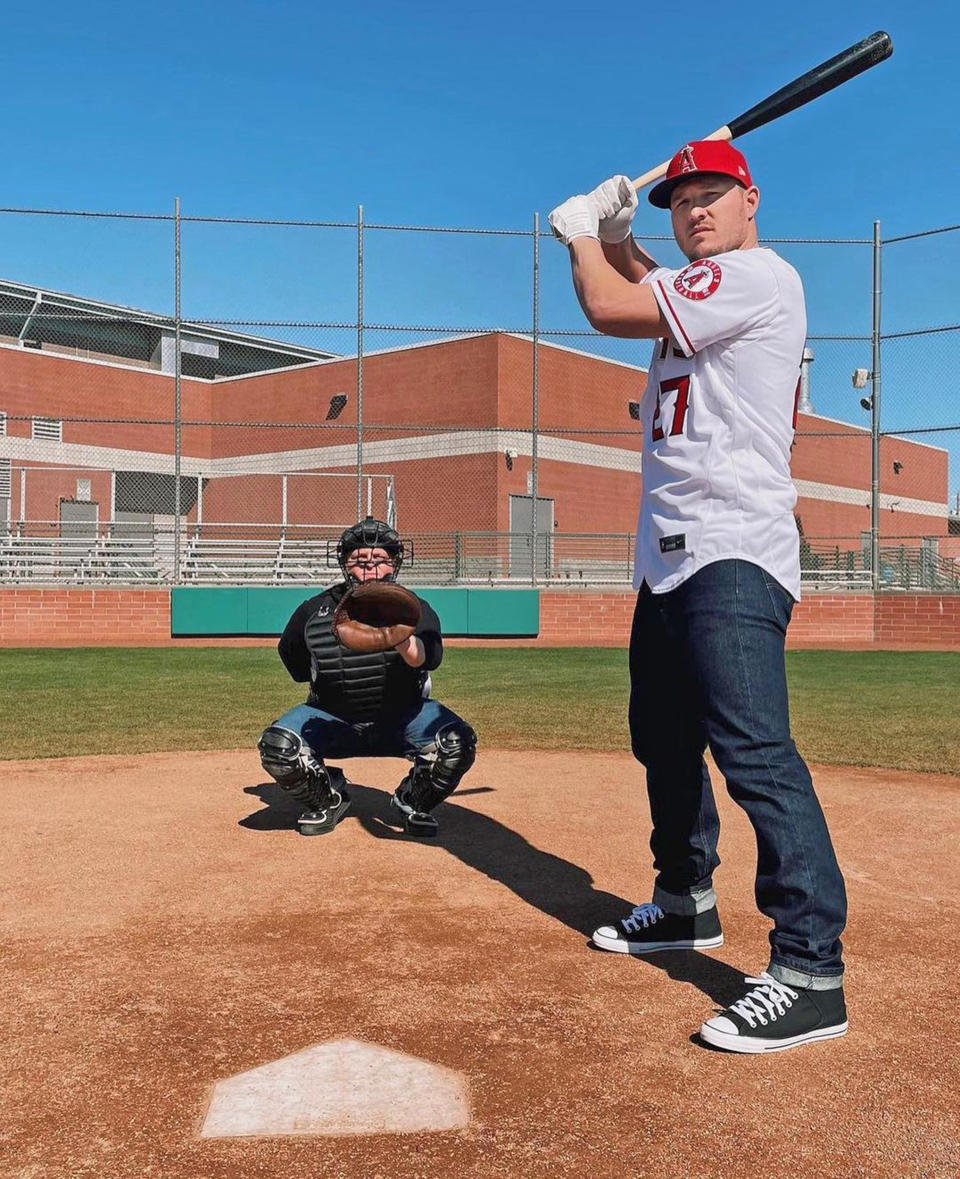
[2,646,958,1177]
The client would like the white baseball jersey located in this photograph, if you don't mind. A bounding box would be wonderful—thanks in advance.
[634,246,806,599]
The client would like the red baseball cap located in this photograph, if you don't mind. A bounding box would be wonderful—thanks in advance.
[648,140,753,209]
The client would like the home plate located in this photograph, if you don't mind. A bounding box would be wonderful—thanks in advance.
[200,1038,471,1137]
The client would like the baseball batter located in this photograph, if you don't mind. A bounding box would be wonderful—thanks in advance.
[549,142,847,1054]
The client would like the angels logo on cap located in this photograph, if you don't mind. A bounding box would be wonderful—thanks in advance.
[678,145,697,174]
[648,140,753,209]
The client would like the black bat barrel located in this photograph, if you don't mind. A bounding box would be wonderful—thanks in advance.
[728,31,893,140]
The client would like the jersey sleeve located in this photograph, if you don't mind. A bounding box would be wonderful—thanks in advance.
[646,250,780,358]
[415,598,443,671]
[277,596,319,682]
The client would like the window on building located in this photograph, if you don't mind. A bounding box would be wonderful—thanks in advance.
[31,417,63,442]
[114,471,199,515]
[0,411,7,436]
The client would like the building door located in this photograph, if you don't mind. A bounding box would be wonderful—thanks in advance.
[59,499,98,574]
[860,529,872,572]
[508,494,554,579]
[60,498,98,535]
[0,458,10,534]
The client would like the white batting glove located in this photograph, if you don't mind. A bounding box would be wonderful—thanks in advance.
[588,174,639,244]
[548,194,600,246]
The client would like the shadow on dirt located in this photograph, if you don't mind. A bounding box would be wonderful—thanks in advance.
[241,778,747,1007]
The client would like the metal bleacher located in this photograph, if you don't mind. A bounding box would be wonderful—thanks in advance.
[0,527,166,584]
[182,530,339,585]
[1,523,957,591]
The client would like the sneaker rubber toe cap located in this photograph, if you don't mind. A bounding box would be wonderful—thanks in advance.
[702,1015,738,1036]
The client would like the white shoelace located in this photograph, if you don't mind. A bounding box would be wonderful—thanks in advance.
[621,903,664,933]
[728,973,799,1028]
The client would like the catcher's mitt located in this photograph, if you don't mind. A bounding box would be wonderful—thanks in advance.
[332,581,422,653]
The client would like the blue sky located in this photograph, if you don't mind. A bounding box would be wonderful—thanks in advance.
[0,0,957,492]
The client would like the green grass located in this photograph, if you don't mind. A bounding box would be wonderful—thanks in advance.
[0,647,956,774]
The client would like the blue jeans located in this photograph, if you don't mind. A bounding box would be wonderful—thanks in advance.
[629,559,847,988]
[272,699,466,763]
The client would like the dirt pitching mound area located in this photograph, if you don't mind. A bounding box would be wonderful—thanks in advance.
[2,749,957,1178]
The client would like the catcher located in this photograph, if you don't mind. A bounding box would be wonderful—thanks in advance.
[257,516,477,837]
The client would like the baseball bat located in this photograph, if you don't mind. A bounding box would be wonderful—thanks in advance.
[631,30,893,191]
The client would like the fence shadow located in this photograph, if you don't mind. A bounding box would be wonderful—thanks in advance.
[240,777,747,1007]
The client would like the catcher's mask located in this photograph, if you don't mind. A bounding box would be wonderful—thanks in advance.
[336,516,405,583]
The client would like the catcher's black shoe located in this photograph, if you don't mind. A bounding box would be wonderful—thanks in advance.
[592,902,723,954]
[699,972,848,1053]
[297,782,351,836]
[390,785,439,838]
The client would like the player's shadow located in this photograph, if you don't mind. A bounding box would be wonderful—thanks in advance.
[241,779,746,1007]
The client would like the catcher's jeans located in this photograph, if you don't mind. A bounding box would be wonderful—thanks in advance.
[271,698,466,763]
[628,559,847,988]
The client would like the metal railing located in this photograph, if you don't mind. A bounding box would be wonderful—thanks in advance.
[801,541,959,592]
[2,523,957,590]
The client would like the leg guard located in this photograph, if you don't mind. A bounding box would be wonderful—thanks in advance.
[409,720,478,810]
[392,721,477,836]
[258,725,339,812]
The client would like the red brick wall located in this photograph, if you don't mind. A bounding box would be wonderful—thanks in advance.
[794,497,939,546]
[4,588,956,649]
[0,589,171,646]
[523,592,884,648]
[537,591,636,647]
[0,345,212,457]
[874,594,960,647]
[788,594,876,645]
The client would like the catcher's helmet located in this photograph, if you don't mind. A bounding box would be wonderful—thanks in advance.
[336,516,405,582]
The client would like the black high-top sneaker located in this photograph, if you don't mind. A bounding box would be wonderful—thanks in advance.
[592,902,723,954]
[699,972,848,1053]
[389,783,439,837]
[297,768,351,836]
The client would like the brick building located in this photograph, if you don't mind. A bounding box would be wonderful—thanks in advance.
[0,278,950,577]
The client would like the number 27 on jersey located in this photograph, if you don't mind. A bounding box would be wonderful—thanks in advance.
[651,375,691,441]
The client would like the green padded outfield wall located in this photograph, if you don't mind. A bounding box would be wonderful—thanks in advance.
[171,586,539,638]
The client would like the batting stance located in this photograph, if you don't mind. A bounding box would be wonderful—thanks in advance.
[257,516,477,837]
[549,142,847,1054]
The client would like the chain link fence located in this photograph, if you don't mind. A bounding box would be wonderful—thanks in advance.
[0,203,956,589]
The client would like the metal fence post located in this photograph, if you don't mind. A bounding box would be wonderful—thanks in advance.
[530,212,540,586]
[871,219,882,591]
[174,196,182,584]
[356,204,364,521]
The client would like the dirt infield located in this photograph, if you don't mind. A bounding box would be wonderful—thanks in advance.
[2,749,958,1178]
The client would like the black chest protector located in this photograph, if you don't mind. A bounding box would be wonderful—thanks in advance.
[303,586,426,723]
